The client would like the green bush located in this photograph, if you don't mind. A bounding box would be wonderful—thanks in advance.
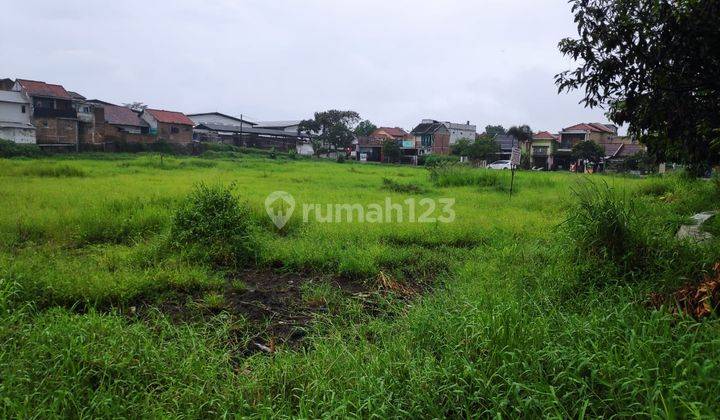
[21,164,87,177]
[564,181,657,285]
[0,139,44,158]
[420,154,460,167]
[382,177,426,194]
[170,183,258,268]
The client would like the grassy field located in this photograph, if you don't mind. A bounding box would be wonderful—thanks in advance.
[1,152,719,417]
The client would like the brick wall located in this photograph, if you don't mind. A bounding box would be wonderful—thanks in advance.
[33,117,78,144]
[156,122,193,144]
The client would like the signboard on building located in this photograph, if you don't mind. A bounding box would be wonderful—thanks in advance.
[402,140,414,149]
[510,147,521,167]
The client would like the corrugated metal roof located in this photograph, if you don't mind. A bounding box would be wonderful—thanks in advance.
[196,122,311,138]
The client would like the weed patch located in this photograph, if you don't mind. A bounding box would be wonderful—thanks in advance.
[170,183,258,268]
[382,177,427,194]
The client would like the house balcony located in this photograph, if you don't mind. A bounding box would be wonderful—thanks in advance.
[532,147,550,157]
[33,107,78,119]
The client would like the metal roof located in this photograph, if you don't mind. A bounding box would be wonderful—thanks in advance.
[196,122,311,139]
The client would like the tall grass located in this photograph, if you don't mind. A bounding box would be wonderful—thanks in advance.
[0,155,719,417]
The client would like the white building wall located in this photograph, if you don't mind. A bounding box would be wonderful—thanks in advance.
[0,127,36,144]
[140,112,158,130]
[0,99,32,125]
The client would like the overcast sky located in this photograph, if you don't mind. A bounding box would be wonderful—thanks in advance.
[0,0,614,133]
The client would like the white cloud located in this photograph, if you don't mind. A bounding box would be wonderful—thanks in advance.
[0,0,613,132]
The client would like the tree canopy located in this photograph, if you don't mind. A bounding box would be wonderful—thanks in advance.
[484,125,506,137]
[299,110,360,152]
[507,125,533,145]
[572,140,605,163]
[556,0,720,174]
[354,120,377,137]
[382,139,401,163]
[451,137,499,162]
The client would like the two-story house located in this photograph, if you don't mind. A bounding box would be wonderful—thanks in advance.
[443,121,476,145]
[140,109,194,144]
[530,131,558,169]
[13,79,79,147]
[411,120,451,155]
[0,90,36,143]
[554,123,618,169]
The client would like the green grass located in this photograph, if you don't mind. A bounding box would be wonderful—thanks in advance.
[0,154,719,417]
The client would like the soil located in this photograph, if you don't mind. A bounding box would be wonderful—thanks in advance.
[122,269,422,355]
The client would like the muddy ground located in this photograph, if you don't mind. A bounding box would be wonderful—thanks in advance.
[121,269,422,355]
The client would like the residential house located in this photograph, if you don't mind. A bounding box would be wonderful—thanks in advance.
[0,90,36,143]
[140,109,194,144]
[187,112,256,128]
[68,91,105,145]
[410,120,451,155]
[555,123,619,169]
[87,100,149,135]
[356,136,385,162]
[493,134,518,161]
[530,131,558,169]
[442,120,476,145]
[13,79,79,147]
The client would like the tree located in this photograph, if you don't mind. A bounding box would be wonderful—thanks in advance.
[506,125,533,146]
[123,102,147,112]
[300,110,360,153]
[485,125,506,137]
[451,138,472,156]
[556,0,720,175]
[354,120,377,137]
[468,137,499,162]
[382,140,402,163]
[572,140,605,164]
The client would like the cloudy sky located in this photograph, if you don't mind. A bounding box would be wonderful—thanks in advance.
[0,0,613,133]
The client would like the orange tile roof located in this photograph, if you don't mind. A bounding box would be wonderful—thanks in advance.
[16,79,72,99]
[145,109,194,125]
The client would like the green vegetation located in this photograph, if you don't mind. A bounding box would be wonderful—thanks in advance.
[0,153,719,417]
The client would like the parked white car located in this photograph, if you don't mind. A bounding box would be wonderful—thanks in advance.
[487,160,513,170]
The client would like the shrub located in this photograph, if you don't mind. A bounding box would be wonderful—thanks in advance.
[564,181,655,284]
[21,164,87,177]
[421,154,460,167]
[336,154,346,163]
[382,177,426,194]
[0,139,44,158]
[170,183,257,268]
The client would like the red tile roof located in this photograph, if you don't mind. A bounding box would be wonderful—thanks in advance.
[101,104,148,127]
[533,131,557,140]
[144,109,194,126]
[16,79,73,99]
[563,123,616,134]
[373,127,410,139]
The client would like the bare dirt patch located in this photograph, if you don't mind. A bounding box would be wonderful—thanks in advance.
[124,269,424,354]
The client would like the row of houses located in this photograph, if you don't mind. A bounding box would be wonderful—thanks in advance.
[0,76,644,168]
[0,78,312,152]
[357,120,644,170]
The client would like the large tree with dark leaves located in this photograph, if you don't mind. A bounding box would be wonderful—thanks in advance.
[556,0,720,175]
[298,110,360,152]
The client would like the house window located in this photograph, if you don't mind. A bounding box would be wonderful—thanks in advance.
[171,126,179,134]
[21,105,26,113]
